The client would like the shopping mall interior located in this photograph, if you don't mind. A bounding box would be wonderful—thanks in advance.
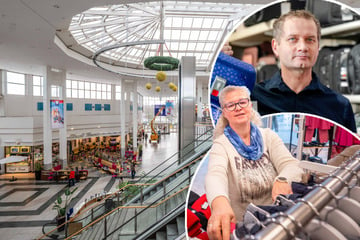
[0,0,360,239]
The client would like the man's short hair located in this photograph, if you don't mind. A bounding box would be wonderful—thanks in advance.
[273,10,321,43]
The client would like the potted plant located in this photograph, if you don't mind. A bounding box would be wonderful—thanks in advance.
[34,161,42,180]
[52,187,78,232]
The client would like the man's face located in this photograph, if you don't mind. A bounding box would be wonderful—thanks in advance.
[272,17,319,71]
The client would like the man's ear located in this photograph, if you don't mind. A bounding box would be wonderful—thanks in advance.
[272,38,279,57]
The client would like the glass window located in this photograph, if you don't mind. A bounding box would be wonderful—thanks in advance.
[96,91,102,99]
[66,88,72,98]
[33,75,43,96]
[115,85,121,100]
[72,81,78,89]
[51,85,60,98]
[72,89,78,98]
[91,89,96,99]
[7,71,25,95]
[67,2,253,72]
[78,89,84,98]
[66,80,72,98]
[84,90,90,99]
[78,81,84,89]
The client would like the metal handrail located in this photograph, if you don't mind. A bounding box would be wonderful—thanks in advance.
[66,167,194,239]
[37,133,210,240]
[72,154,202,226]
[38,129,211,239]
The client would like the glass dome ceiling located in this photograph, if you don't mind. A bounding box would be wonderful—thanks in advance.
[62,1,260,75]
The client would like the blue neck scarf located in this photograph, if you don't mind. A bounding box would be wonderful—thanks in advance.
[224,123,264,161]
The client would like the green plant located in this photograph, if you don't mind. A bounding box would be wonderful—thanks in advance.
[53,187,78,217]
[34,161,42,171]
[118,182,141,200]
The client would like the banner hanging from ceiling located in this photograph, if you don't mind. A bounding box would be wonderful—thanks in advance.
[50,100,64,129]
[165,101,174,116]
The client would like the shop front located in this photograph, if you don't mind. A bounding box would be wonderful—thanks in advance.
[3,146,32,173]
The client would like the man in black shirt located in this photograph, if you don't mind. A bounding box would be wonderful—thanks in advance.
[252,10,356,132]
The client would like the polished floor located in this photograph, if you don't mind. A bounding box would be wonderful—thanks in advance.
[0,133,179,240]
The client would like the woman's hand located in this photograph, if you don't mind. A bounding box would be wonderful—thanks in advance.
[207,196,236,240]
[272,180,293,201]
[221,42,233,56]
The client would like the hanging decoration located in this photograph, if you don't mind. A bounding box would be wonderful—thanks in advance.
[168,82,175,89]
[168,82,177,91]
[155,86,161,92]
[145,83,152,90]
[144,56,179,71]
[156,71,167,81]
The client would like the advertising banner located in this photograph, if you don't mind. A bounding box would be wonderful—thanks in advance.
[165,101,174,116]
[154,105,166,116]
[50,100,64,129]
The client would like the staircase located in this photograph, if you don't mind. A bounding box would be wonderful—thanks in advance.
[39,128,213,239]
[74,185,189,240]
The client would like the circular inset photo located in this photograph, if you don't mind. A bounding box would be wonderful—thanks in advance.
[186,112,360,239]
[210,0,360,133]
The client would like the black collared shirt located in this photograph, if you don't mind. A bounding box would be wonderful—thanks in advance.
[252,71,356,132]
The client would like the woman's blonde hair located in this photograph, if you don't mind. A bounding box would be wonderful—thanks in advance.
[213,85,262,138]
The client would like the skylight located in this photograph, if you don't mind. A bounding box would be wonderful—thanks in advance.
[68,1,259,72]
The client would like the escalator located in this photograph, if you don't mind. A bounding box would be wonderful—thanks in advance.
[39,128,213,239]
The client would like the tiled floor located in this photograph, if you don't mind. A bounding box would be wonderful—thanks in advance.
[0,133,179,240]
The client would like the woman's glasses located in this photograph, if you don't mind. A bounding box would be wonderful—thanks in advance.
[223,98,250,111]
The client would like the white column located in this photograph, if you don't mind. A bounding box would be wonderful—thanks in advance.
[132,82,138,151]
[197,79,203,122]
[120,79,126,157]
[43,67,52,170]
[0,146,4,174]
[59,84,67,168]
[178,56,196,160]
[0,70,4,117]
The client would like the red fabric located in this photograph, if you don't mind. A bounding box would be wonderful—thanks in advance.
[69,170,75,179]
[305,128,329,143]
[54,165,62,171]
[191,194,211,220]
[318,129,329,143]
[196,232,209,240]
[305,116,333,143]
[187,209,202,237]
[334,127,360,146]
[305,116,333,130]
[305,127,314,142]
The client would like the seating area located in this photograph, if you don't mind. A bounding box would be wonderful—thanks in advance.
[44,164,89,182]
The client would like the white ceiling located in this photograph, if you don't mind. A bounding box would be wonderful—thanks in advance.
[0,0,359,97]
